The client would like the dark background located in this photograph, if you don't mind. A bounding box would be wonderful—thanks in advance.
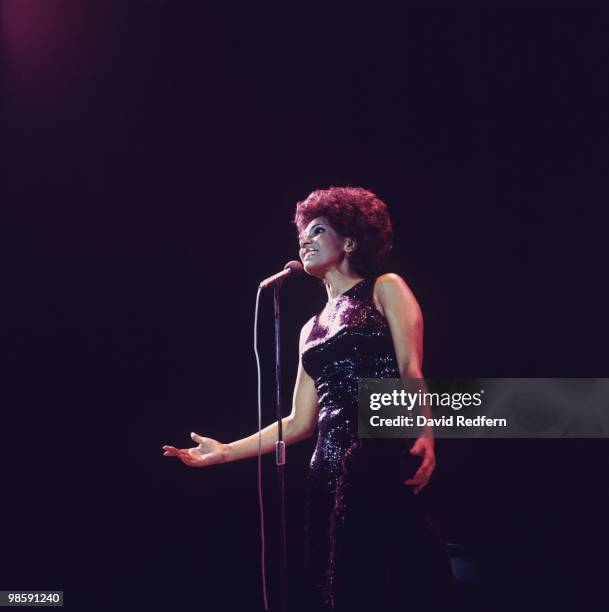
[2,1,608,611]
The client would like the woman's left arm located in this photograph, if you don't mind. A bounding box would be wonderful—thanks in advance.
[374,273,435,495]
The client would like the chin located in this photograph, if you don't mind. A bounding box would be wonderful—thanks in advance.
[303,262,324,279]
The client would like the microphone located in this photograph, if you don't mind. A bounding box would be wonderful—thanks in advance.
[259,260,303,290]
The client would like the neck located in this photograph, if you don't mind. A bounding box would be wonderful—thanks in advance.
[322,270,365,301]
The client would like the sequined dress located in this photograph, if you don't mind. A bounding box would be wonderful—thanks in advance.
[300,277,453,611]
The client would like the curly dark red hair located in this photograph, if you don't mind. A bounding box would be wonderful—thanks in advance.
[294,186,393,277]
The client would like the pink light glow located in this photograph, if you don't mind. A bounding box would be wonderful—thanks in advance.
[1,0,88,101]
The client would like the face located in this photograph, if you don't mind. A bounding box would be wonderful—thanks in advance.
[298,217,353,277]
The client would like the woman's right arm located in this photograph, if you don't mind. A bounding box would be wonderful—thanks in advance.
[162,323,319,468]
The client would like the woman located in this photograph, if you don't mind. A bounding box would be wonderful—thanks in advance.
[163,187,453,610]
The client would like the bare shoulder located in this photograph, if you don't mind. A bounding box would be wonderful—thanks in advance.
[374,272,408,291]
[372,273,422,319]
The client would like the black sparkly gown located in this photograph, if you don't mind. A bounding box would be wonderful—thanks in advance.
[300,277,453,611]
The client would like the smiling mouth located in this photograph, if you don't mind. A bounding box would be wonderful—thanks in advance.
[303,250,318,259]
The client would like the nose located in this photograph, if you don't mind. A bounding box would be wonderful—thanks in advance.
[299,236,311,250]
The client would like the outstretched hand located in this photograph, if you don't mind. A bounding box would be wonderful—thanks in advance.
[404,435,435,495]
[162,432,228,468]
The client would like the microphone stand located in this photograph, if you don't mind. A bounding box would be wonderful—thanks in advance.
[259,262,301,611]
[273,285,288,612]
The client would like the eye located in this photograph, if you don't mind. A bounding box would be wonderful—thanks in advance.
[313,226,324,235]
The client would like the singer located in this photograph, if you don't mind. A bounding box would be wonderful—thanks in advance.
[163,186,453,611]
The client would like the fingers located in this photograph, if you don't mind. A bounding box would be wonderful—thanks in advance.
[162,446,194,462]
[410,441,432,457]
[404,476,427,495]
[191,432,205,444]
[163,447,184,459]
[410,436,435,458]
[404,472,425,486]
[406,439,436,494]
[410,444,424,457]
[161,444,206,468]
[404,460,435,495]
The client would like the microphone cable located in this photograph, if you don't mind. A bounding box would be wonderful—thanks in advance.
[253,285,269,611]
